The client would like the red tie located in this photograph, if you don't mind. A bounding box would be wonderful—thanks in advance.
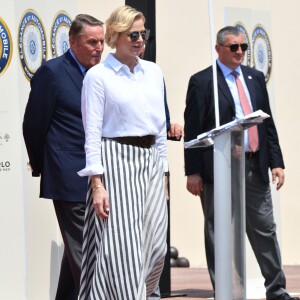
[232,71,258,152]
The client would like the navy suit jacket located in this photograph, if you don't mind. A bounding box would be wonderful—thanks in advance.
[23,50,88,202]
[184,64,284,184]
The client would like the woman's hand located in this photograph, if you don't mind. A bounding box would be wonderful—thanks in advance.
[91,175,109,218]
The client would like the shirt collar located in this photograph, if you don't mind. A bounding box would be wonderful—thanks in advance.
[105,53,143,73]
[217,59,242,77]
[69,49,87,75]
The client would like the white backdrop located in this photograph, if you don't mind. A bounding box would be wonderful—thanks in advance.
[0,2,26,298]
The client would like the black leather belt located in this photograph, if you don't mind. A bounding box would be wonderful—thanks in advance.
[109,135,155,148]
[245,151,259,159]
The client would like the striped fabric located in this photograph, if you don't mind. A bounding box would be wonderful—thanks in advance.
[79,139,168,300]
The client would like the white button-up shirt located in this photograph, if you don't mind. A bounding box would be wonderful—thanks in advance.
[78,53,168,176]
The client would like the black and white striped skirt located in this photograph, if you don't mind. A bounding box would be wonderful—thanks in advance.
[79,139,168,300]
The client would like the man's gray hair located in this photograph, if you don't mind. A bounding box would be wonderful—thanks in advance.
[216,26,242,44]
[69,14,103,38]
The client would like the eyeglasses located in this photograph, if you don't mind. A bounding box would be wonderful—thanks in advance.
[219,43,248,52]
[127,29,150,42]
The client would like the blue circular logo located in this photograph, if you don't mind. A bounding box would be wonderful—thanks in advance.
[18,9,47,80]
[51,11,72,58]
[252,25,272,83]
[0,17,13,76]
[235,22,251,67]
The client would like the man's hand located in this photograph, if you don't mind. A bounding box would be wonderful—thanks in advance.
[168,123,183,140]
[232,144,242,160]
[186,174,203,196]
[271,167,285,191]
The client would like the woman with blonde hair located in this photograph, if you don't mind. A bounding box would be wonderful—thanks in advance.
[78,5,168,300]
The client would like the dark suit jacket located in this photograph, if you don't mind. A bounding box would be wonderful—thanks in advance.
[184,64,284,184]
[23,50,87,202]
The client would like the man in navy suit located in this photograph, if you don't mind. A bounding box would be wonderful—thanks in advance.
[184,26,298,300]
[23,14,104,300]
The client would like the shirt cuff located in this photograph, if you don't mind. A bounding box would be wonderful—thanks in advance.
[163,160,169,173]
[78,164,104,177]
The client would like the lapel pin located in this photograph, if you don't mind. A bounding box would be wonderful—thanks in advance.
[248,75,252,79]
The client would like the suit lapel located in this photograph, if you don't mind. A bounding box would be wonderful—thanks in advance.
[63,51,84,92]
[216,65,235,113]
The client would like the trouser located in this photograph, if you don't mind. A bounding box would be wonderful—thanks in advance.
[53,200,85,300]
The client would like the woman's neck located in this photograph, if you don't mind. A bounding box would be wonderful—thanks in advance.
[114,52,137,73]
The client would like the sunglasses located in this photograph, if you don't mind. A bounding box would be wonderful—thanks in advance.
[128,29,150,42]
[219,43,248,52]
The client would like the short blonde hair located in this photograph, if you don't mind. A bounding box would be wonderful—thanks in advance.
[105,5,145,49]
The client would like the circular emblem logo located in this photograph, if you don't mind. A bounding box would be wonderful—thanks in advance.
[0,17,13,76]
[51,11,72,58]
[252,25,272,83]
[18,10,47,81]
[235,22,251,67]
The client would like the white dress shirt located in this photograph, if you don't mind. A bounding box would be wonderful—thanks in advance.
[78,53,168,176]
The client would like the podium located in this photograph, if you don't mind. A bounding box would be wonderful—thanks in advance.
[185,110,269,300]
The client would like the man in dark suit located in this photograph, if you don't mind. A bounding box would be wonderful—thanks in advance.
[184,26,298,300]
[23,14,104,300]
